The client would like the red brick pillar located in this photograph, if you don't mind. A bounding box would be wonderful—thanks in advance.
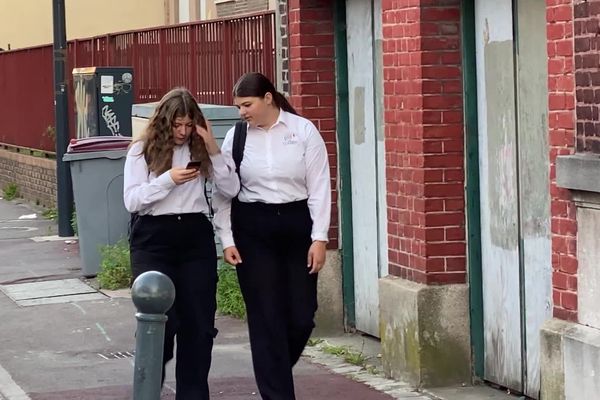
[288,0,338,248]
[548,1,577,322]
[382,0,465,284]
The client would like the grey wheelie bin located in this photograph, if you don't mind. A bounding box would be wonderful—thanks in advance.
[63,136,132,277]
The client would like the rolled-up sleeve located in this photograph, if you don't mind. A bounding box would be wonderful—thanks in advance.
[123,142,176,213]
[304,123,331,242]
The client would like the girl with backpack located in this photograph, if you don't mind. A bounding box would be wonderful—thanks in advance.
[213,72,331,400]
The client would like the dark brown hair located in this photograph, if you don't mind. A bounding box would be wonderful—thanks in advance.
[135,88,211,177]
[233,72,298,115]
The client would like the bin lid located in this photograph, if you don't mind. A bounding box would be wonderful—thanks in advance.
[132,102,240,121]
[67,136,132,153]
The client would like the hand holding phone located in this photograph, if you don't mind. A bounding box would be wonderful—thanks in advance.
[186,160,202,171]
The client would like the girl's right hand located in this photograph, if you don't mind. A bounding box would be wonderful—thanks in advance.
[224,246,243,266]
[170,167,200,185]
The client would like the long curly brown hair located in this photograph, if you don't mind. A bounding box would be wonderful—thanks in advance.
[135,88,212,177]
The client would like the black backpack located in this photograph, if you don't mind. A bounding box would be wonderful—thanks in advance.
[232,121,247,177]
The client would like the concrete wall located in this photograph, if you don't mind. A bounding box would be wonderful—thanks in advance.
[541,318,600,400]
[314,250,344,334]
[379,276,471,387]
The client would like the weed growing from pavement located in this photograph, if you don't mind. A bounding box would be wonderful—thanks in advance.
[307,338,324,347]
[365,365,379,375]
[42,207,58,221]
[71,209,78,235]
[3,183,19,200]
[217,262,246,319]
[322,344,350,356]
[319,341,374,370]
[344,351,369,366]
[97,239,131,290]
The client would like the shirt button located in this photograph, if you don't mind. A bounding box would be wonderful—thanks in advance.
[177,216,181,221]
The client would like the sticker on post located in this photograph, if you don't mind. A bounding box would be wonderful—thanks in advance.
[102,96,115,103]
[100,75,114,94]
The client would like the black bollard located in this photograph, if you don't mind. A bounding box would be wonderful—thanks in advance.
[131,271,175,400]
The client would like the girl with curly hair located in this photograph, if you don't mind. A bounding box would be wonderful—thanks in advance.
[123,87,239,399]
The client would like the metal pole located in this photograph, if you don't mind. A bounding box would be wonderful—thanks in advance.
[52,0,74,236]
[131,271,175,400]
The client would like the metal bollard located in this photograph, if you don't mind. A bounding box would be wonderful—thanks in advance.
[131,271,176,400]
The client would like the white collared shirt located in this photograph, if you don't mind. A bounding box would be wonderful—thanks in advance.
[123,141,239,216]
[213,110,331,248]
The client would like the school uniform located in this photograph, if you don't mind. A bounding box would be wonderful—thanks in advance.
[213,110,331,400]
[124,141,239,400]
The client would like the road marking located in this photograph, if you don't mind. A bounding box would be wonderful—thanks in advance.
[30,235,77,243]
[164,384,176,394]
[95,323,112,342]
[71,303,87,315]
[0,227,38,232]
[0,362,30,400]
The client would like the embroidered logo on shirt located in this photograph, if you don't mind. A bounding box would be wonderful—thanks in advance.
[283,132,299,145]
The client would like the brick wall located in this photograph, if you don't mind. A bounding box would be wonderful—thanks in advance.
[382,0,465,285]
[549,1,578,322]
[574,0,600,153]
[288,0,338,249]
[216,0,269,17]
[0,149,57,208]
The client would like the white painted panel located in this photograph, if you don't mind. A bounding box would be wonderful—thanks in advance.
[577,206,600,328]
[200,0,207,20]
[475,0,522,391]
[346,0,380,337]
[564,330,600,400]
[515,0,552,397]
[179,0,190,23]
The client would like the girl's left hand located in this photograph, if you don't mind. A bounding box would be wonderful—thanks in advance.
[307,241,327,274]
[196,121,220,155]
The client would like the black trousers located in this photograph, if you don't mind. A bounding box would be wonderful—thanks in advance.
[232,200,318,400]
[129,213,218,400]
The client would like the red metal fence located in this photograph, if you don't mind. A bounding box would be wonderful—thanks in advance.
[0,11,275,153]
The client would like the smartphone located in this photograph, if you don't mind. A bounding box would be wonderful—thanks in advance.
[186,160,202,170]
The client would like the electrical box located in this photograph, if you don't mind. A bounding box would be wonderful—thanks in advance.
[73,66,134,138]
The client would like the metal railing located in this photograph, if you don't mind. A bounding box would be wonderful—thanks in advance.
[0,11,275,152]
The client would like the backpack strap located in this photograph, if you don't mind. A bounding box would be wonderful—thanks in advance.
[232,121,247,177]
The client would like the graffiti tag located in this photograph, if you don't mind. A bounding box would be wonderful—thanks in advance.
[102,105,120,135]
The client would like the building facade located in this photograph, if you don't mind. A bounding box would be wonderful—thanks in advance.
[284,0,599,399]
[0,0,168,50]
[0,0,276,51]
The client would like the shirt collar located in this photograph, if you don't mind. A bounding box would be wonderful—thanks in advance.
[274,109,290,128]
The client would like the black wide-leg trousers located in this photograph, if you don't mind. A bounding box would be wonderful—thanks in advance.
[232,200,318,400]
[129,212,218,400]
